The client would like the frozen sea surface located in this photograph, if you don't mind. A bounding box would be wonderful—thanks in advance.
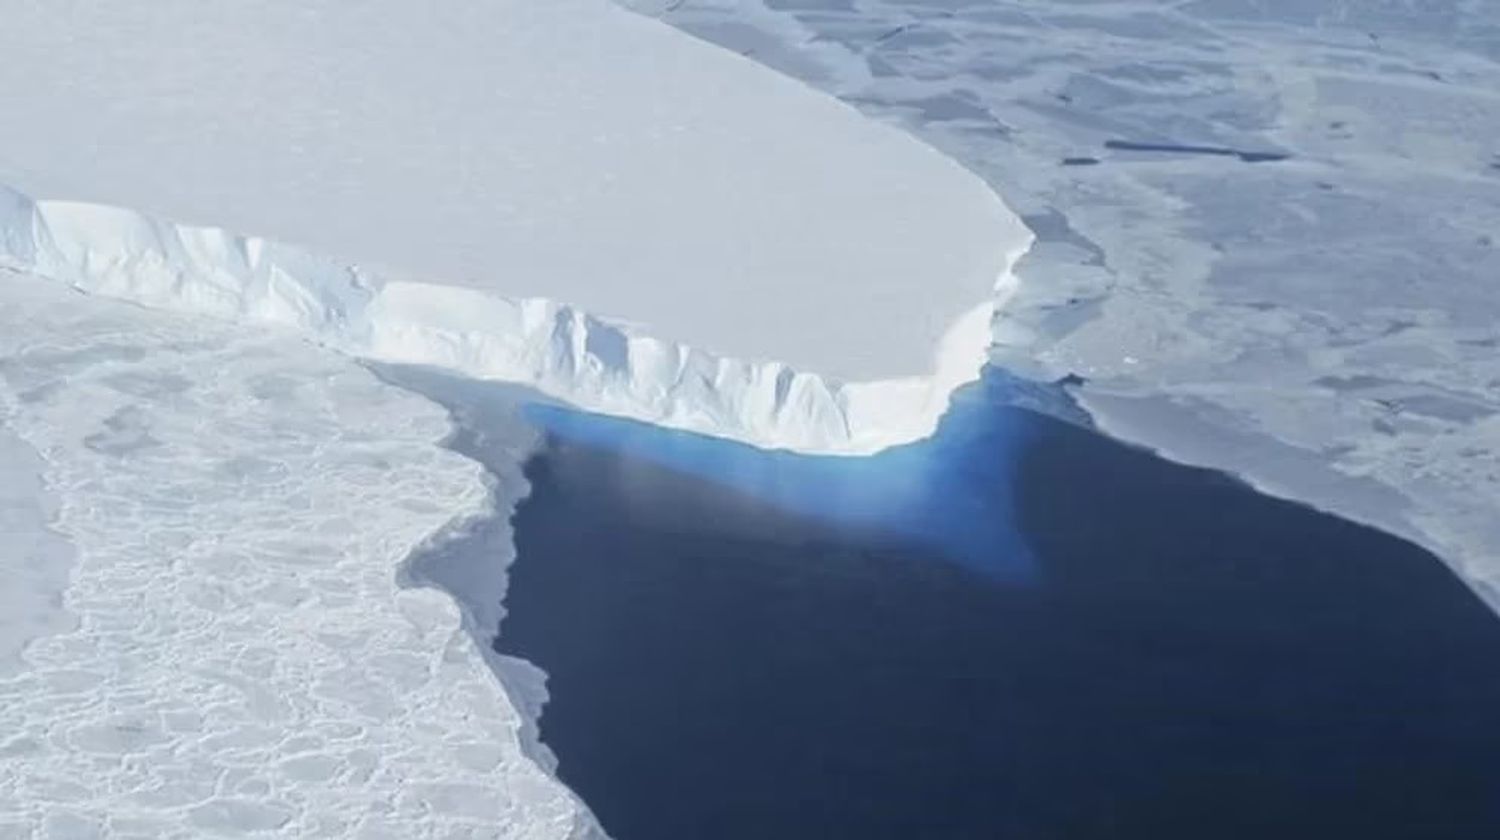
[0,0,1023,394]
[0,278,598,838]
[0,418,75,678]
[620,0,1500,603]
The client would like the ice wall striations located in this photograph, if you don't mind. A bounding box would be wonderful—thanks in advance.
[0,186,1031,454]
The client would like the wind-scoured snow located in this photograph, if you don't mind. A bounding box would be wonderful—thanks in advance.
[0,0,1028,455]
[0,279,600,839]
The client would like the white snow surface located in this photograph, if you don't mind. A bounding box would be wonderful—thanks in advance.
[0,184,1018,455]
[0,3,1036,836]
[0,418,75,679]
[0,0,1028,455]
[624,0,1500,605]
[0,278,601,839]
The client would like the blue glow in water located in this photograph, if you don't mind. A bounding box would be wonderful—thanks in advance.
[521,377,1037,582]
[481,365,1500,840]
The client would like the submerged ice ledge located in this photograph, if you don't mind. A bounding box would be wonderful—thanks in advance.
[0,184,1030,455]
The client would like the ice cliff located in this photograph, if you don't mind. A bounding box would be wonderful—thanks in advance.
[0,0,1033,454]
[0,185,1029,454]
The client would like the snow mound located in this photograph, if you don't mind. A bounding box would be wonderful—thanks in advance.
[0,185,1029,454]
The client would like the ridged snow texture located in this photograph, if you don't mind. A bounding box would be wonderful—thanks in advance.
[0,185,1023,454]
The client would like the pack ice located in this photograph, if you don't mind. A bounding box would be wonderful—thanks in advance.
[0,0,1028,454]
[621,0,1500,607]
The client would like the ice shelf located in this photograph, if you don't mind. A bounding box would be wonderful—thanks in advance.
[0,278,601,838]
[0,0,1029,454]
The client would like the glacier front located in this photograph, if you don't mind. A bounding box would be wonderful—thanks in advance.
[0,0,1028,454]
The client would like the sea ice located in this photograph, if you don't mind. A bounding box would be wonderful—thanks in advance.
[0,278,600,838]
[0,3,1036,835]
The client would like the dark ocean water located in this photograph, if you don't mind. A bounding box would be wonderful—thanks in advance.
[494,376,1500,840]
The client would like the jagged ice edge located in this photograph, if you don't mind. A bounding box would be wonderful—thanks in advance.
[0,184,1031,454]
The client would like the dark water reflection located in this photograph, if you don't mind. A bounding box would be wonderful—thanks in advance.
[498,375,1500,839]
[518,381,1035,583]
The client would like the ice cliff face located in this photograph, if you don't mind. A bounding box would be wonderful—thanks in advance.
[0,185,1030,455]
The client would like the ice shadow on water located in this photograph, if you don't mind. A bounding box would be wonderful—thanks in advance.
[521,372,1039,584]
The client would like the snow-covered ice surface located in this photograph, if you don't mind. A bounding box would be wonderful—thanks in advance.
[0,417,76,679]
[622,0,1500,605]
[0,0,1495,830]
[0,0,1029,453]
[0,278,599,838]
[0,182,1011,455]
[0,1,1040,835]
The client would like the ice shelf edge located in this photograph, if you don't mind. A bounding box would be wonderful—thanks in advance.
[0,184,1032,455]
